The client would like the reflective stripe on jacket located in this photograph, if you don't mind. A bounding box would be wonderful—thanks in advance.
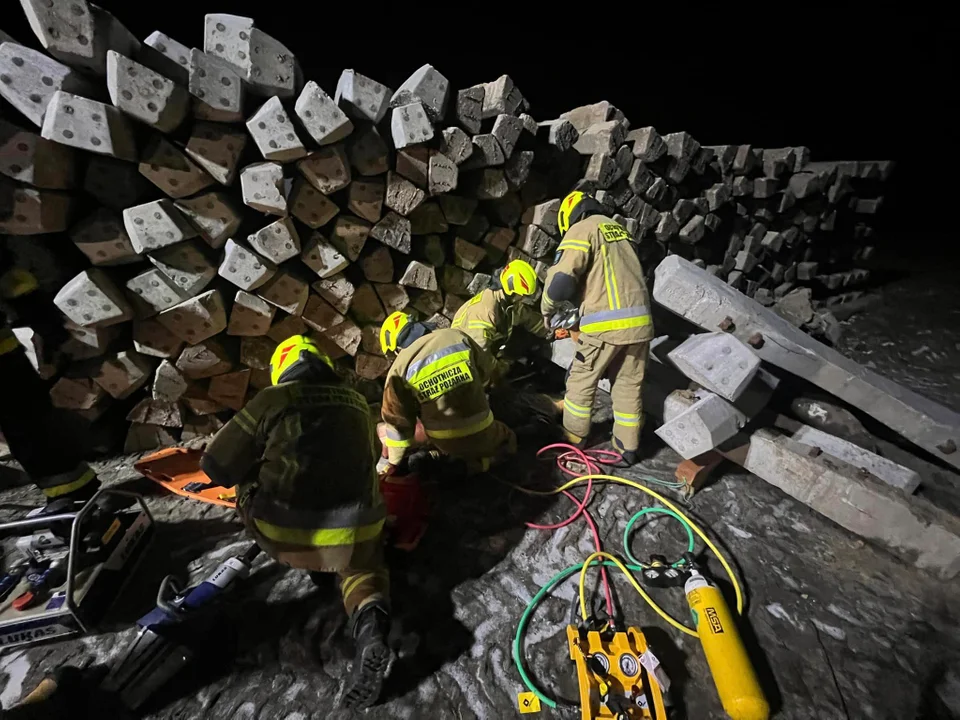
[542,214,654,345]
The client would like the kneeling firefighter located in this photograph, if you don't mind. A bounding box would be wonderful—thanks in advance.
[541,191,655,465]
[379,312,516,474]
[451,259,554,381]
[200,335,392,710]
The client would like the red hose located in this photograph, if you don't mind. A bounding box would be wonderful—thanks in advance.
[525,443,623,617]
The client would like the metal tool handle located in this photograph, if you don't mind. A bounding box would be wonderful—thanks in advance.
[156,575,184,617]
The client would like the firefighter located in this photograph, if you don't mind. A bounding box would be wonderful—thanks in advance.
[200,335,392,710]
[541,191,655,465]
[379,312,516,474]
[0,264,100,503]
[451,259,553,381]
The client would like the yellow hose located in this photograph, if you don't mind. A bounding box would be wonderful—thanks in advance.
[578,550,697,637]
[518,473,745,618]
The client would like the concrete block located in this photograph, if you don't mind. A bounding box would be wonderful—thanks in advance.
[391,64,449,121]
[176,191,242,250]
[465,169,508,200]
[55,268,133,327]
[19,0,95,68]
[0,185,70,235]
[361,245,394,283]
[464,273,491,296]
[480,75,524,119]
[336,69,391,124]
[441,292,465,319]
[139,31,191,85]
[374,283,409,315]
[679,215,705,244]
[324,318,362,356]
[422,234,446,266]
[133,318,183,358]
[181,414,224,440]
[391,101,434,149]
[258,271,309,315]
[123,199,196,254]
[266,315,308,344]
[149,240,216,297]
[246,216,300,265]
[628,126,666,162]
[93,350,154,399]
[520,200,560,237]
[300,233,350,278]
[441,266,475,296]
[219,238,276,291]
[84,155,150,210]
[356,352,390,380]
[385,171,426,216]
[290,178,339,229]
[183,122,247,187]
[240,161,287,215]
[157,289,228,344]
[453,238,485,271]
[240,335,274,369]
[655,255,960,470]
[482,226,515,261]
[736,429,960,579]
[409,201,448,235]
[440,127,473,165]
[312,273,355,314]
[0,42,93,127]
[227,290,275,337]
[573,120,626,156]
[295,80,353,145]
[428,152,458,195]
[347,126,389,176]
[773,288,815,327]
[399,261,438,291]
[492,114,523,159]
[298,144,351,194]
[246,96,307,163]
[189,49,244,123]
[351,283,386,324]
[505,150,533,189]
[106,51,187,132]
[302,292,344,334]
[411,289,443,317]
[124,423,178,452]
[437,195,477,226]
[40,90,136,160]
[538,119,579,151]
[667,332,761,402]
[203,14,296,98]
[176,338,233,379]
[121,271,175,320]
[428,312,451,329]
[128,397,183,427]
[181,387,225,416]
[25,3,138,75]
[559,100,624,133]
[371,211,412,253]
[208,369,251,411]
[50,375,106,410]
[461,134,504,169]
[347,179,384,223]
[139,136,216,199]
[61,320,116,360]
[456,85,483,134]
[518,224,557,259]
[396,146,430,188]
[329,215,371,261]
[655,390,747,459]
[0,118,76,189]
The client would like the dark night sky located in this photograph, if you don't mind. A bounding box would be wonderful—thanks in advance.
[3,6,953,252]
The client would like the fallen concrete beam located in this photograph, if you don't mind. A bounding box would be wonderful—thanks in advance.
[725,429,960,580]
[654,255,960,470]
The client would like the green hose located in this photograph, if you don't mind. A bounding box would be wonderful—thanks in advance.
[623,508,695,568]
[513,508,697,708]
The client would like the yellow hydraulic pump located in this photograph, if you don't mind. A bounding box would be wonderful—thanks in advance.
[566,625,669,719]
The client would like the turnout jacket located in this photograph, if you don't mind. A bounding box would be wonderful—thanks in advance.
[381,328,496,465]
[541,214,655,345]
[201,380,384,570]
[452,288,552,354]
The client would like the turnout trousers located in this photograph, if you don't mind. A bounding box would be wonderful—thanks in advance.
[562,334,650,452]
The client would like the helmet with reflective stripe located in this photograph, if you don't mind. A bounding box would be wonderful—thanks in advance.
[500,260,538,296]
[380,311,414,354]
[557,190,586,235]
[270,335,332,385]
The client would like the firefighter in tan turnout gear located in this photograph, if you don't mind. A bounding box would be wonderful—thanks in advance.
[541,191,655,464]
[379,312,516,474]
[201,335,392,710]
[452,259,553,380]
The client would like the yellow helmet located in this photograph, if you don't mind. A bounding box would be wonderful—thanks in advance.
[500,259,537,296]
[270,335,332,385]
[557,190,586,235]
[380,311,414,354]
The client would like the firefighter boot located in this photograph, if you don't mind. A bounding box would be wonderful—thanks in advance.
[342,602,394,710]
[612,436,638,467]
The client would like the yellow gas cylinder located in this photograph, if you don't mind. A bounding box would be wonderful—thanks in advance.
[684,569,770,720]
